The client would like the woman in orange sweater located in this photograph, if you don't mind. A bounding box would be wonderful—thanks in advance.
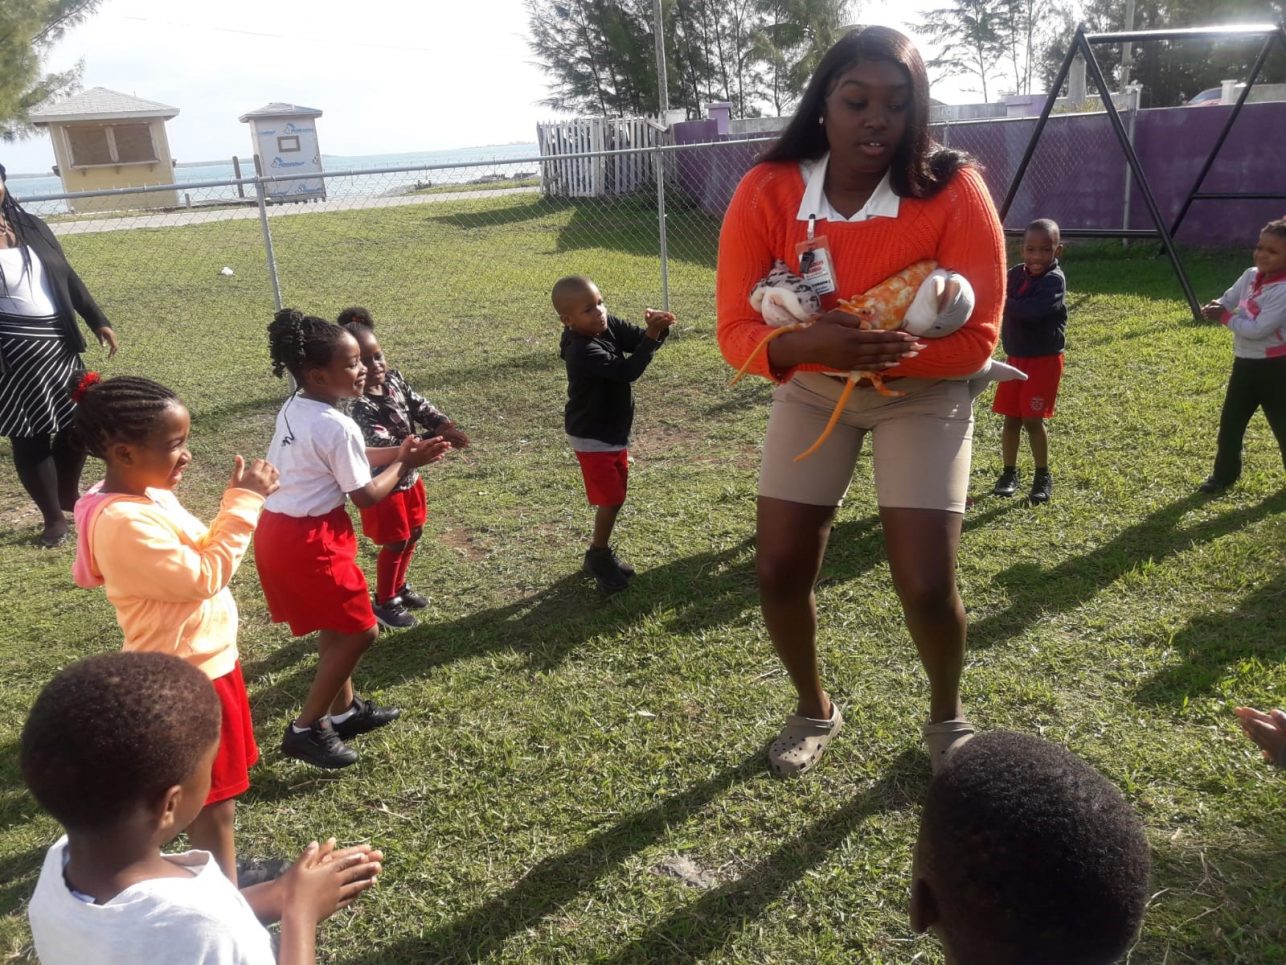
[716,26,1005,777]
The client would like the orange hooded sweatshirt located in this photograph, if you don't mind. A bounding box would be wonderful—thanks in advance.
[72,485,264,680]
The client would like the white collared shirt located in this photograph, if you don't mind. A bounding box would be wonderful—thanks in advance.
[796,154,901,223]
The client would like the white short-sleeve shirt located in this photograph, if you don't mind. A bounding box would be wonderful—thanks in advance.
[28,837,276,965]
[263,394,372,517]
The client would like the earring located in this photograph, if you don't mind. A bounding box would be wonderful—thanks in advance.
[818,116,824,125]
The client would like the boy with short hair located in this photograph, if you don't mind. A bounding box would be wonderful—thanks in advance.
[991,218,1067,504]
[910,731,1150,965]
[554,274,675,592]
[22,651,383,965]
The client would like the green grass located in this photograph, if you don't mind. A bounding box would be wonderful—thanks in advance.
[0,193,1282,963]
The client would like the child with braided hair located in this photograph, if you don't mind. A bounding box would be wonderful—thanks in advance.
[339,308,469,629]
[256,309,448,769]
[70,372,279,885]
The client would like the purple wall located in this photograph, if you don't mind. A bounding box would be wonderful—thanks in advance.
[673,102,1286,248]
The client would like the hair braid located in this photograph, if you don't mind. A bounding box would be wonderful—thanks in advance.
[70,375,179,458]
[267,307,349,381]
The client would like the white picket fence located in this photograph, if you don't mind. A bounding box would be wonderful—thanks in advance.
[536,117,666,198]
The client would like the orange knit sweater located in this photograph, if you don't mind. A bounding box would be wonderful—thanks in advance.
[715,161,1005,382]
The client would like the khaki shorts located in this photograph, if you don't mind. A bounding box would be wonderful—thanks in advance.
[758,372,974,513]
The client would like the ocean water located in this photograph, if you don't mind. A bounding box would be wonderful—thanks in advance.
[5,142,541,215]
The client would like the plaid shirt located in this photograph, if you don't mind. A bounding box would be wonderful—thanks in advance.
[344,370,449,492]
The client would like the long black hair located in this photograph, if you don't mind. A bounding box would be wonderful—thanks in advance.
[0,162,35,295]
[759,26,969,200]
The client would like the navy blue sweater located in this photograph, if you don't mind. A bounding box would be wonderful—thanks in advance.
[1001,262,1067,357]
[560,315,666,446]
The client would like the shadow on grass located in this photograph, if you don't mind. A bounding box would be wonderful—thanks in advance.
[0,843,45,917]
[341,748,922,964]
[970,490,1286,651]
[1133,567,1286,706]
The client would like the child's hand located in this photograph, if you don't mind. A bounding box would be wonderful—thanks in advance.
[1234,706,1286,767]
[437,422,470,449]
[398,435,451,469]
[280,839,383,925]
[644,309,676,338]
[1201,300,1225,321]
[229,455,280,498]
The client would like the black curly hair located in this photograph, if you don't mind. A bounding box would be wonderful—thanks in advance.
[21,651,220,832]
[267,307,352,381]
[70,374,180,459]
[916,731,1150,965]
[759,25,970,200]
[337,306,374,330]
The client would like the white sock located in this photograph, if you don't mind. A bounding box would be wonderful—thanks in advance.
[290,723,310,734]
[329,705,357,725]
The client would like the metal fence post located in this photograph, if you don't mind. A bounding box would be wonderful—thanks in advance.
[254,179,284,311]
[654,144,670,312]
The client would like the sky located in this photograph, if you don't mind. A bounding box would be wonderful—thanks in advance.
[3,0,971,175]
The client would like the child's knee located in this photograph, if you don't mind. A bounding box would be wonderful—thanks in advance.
[409,526,423,544]
[382,539,409,554]
[1021,417,1046,431]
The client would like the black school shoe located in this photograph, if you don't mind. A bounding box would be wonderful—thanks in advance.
[373,597,418,629]
[281,718,358,769]
[609,547,636,578]
[584,546,629,592]
[331,695,402,740]
[1028,469,1053,504]
[992,468,1020,497]
[1198,475,1231,495]
[396,583,430,609]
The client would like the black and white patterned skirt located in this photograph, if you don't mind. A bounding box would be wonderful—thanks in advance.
[0,311,81,437]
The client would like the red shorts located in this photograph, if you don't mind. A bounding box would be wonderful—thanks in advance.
[359,478,427,544]
[575,449,629,506]
[992,354,1064,419]
[206,662,259,806]
[254,506,376,636]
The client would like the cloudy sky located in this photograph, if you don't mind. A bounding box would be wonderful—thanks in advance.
[4,0,967,174]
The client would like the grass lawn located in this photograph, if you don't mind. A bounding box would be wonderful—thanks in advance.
[0,190,1282,963]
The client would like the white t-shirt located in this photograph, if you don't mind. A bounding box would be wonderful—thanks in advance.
[0,246,58,317]
[263,394,372,517]
[28,836,275,965]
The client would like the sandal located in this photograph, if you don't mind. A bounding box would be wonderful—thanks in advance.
[922,717,976,775]
[768,701,843,778]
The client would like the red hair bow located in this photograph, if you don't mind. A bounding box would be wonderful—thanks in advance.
[70,371,101,403]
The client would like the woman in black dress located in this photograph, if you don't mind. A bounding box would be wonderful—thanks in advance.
[0,164,118,546]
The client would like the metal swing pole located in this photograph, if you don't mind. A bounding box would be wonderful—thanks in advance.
[1078,33,1201,319]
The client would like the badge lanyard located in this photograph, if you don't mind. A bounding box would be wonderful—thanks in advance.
[795,213,837,296]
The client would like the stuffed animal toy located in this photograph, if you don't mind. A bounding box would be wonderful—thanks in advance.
[734,260,1022,461]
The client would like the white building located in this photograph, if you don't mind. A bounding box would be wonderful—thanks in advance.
[238,103,325,202]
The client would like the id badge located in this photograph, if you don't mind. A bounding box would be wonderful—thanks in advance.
[795,236,837,296]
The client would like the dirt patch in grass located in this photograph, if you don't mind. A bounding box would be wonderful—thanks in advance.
[439,526,489,561]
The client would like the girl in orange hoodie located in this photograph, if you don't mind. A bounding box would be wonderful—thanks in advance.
[70,372,279,884]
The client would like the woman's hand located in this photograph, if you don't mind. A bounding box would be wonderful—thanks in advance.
[767,310,923,372]
[96,326,119,357]
[229,455,280,498]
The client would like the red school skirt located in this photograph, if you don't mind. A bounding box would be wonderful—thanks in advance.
[254,506,376,636]
[359,478,427,544]
[206,661,259,806]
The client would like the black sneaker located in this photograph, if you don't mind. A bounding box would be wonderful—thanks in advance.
[373,598,418,629]
[395,584,429,609]
[331,694,402,740]
[1198,475,1230,495]
[609,547,636,578]
[583,546,629,593]
[1028,469,1052,504]
[992,468,1020,497]
[281,719,358,769]
[236,857,290,888]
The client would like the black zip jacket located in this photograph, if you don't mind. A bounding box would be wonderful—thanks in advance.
[560,315,666,446]
[1001,261,1067,357]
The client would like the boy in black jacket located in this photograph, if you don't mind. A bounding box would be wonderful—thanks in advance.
[554,275,676,591]
[991,219,1067,504]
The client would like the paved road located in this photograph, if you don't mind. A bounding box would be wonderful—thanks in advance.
[48,186,541,236]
